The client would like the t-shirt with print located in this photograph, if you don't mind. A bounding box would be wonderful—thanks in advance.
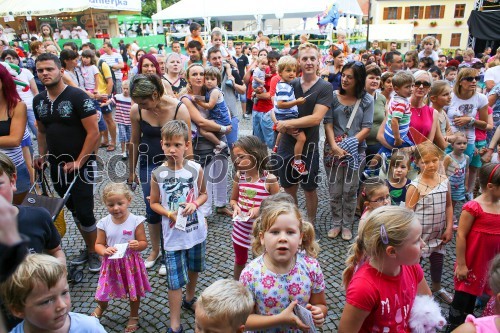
[239,252,325,333]
[96,61,112,95]
[447,93,488,144]
[97,213,145,247]
[234,54,249,78]
[152,160,207,251]
[277,78,333,157]
[81,65,99,92]
[99,52,124,80]
[33,86,96,163]
[10,312,107,333]
[346,263,424,333]
[17,206,61,254]
[17,69,35,109]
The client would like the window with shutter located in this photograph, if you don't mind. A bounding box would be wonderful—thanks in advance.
[425,6,431,19]
[439,6,445,18]
[405,7,411,19]
[408,6,420,20]
[429,5,441,19]
[397,7,402,20]
[384,7,389,20]
[419,7,424,19]
[386,7,399,20]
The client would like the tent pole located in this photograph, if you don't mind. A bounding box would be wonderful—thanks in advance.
[366,0,371,50]
[90,7,96,38]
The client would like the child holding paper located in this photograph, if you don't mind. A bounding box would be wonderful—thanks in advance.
[92,183,151,333]
[149,120,208,333]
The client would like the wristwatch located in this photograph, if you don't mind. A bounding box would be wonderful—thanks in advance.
[469,117,476,126]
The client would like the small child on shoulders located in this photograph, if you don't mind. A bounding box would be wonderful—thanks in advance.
[0,254,107,333]
[251,57,268,104]
[195,279,254,333]
[195,66,232,154]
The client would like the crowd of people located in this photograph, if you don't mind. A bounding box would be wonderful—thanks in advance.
[0,20,500,333]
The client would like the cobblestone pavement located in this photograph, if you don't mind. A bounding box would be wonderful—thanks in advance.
[65,116,459,333]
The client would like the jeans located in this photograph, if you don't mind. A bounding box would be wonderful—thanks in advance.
[26,109,37,138]
[252,110,275,149]
[226,116,239,149]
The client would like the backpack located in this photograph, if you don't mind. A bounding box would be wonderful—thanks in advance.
[97,59,117,95]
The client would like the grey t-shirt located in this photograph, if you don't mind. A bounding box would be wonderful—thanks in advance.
[324,91,374,150]
[278,78,333,157]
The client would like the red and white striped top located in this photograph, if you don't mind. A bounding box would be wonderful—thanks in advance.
[232,171,271,249]
[111,94,132,125]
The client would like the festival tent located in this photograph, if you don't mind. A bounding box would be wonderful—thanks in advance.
[152,0,363,22]
[0,0,141,17]
[367,24,414,42]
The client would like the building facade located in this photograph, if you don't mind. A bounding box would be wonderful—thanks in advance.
[372,0,475,50]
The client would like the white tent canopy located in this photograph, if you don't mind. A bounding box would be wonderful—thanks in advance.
[0,0,141,17]
[152,0,363,22]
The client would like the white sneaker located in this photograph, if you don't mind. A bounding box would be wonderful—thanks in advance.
[213,141,227,154]
[158,264,167,276]
[144,252,161,269]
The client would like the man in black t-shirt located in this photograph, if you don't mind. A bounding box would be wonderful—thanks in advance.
[33,53,101,272]
[234,42,249,117]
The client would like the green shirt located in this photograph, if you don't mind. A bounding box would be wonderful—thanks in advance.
[366,92,386,146]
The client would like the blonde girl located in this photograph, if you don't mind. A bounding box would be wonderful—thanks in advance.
[429,80,453,142]
[229,136,279,280]
[418,36,439,62]
[92,183,151,333]
[240,201,326,332]
[358,177,390,232]
[339,206,431,332]
[406,141,454,304]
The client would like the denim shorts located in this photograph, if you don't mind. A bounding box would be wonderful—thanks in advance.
[118,123,131,143]
[164,241,206,290]
[15,162,31,194]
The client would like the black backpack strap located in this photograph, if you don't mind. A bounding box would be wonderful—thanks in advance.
[174,102,182,120]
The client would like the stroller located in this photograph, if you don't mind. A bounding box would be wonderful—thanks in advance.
[22,168,84,283]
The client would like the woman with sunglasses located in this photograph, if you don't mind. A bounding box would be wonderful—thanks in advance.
[324,61,374,241]
[447,68,489,198]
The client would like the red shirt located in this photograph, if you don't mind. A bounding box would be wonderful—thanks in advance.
[475,106,493,141]
[346,263,424,333]
[269,74,281,98]
[253,71,277,113]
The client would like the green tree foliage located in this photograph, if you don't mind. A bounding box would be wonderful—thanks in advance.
[141,0,179,18]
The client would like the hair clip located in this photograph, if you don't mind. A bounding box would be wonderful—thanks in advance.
[380,225,389,245]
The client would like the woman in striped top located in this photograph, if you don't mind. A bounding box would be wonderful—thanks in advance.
[0,63,29,204]
[230,136,279,280]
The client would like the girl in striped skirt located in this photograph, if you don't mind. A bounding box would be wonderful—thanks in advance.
[230,136,280,280]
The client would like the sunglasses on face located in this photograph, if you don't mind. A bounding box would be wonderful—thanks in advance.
[461,76,481,82]
[414,81,431,88]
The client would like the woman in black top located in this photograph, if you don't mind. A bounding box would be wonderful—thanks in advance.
[163,53,187,98]
[128,74,192,275]
[320,49,344,91]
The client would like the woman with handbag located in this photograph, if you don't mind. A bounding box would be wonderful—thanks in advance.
[324,61,374,241]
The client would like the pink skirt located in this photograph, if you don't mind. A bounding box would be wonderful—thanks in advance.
[95,249,151,302]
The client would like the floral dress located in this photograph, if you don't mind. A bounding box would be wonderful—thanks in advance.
[239,252,325,333]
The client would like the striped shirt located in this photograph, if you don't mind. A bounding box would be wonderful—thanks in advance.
[274,82,299,120]
[232,172,271,249]
[111,94,132,125]
[99,52,123,80]
[0,129,29,167]
[385,94,411,140]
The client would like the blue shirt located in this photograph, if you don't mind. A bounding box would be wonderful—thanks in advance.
[10,312,107,333]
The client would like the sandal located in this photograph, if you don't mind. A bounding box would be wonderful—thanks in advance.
[125,316,140,333]
[215,206,233,217]
[99,143,109,148]
[106,144,116,152]
[341,228,353,241]
[181,296,197,313]
[90,304,106,319]
[327,227,341,239]
[433,288,453,304]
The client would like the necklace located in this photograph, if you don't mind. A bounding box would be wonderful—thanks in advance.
[263,252,296,275]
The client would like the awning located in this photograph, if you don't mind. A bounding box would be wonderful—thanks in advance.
[468,10,500,41]
[368,24,414,42]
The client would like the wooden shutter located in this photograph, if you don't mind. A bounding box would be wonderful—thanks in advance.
[384,7,389,20]
[419,6,424,19]
[405,7,411,19]
[439,5,445,18]
[397,7,402,19]
[436,34,442,43]
[425,6,431,19]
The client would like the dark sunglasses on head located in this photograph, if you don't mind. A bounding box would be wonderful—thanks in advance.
[461,76,481,82]
[414,81,431,88]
